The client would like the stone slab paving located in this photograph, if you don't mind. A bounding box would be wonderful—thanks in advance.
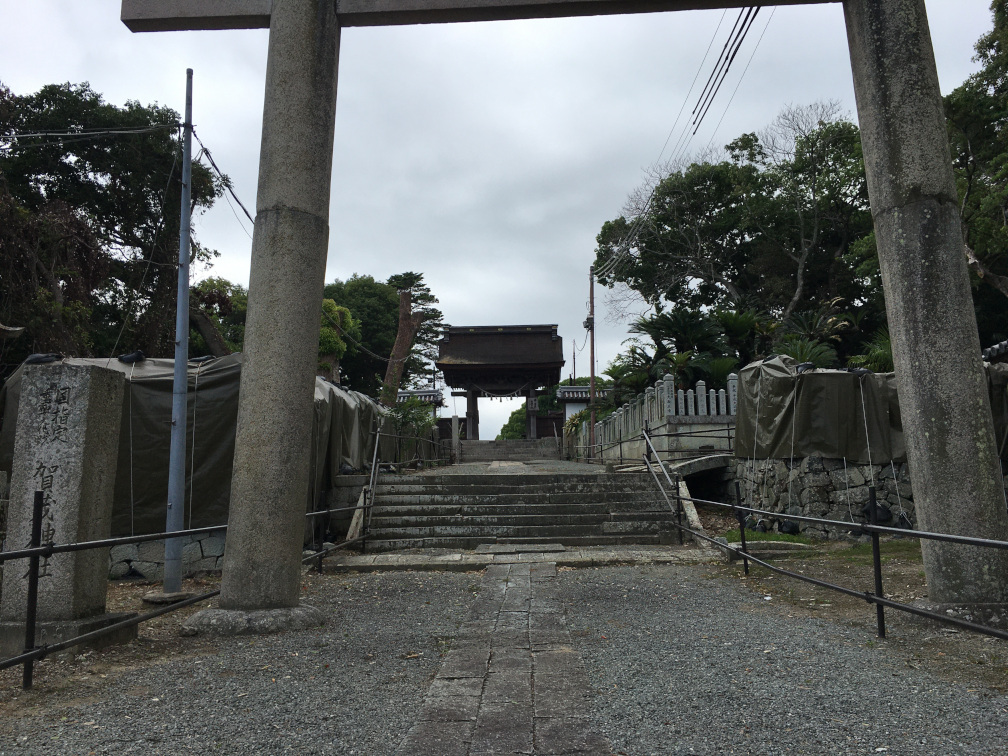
[395,561,612,756]
[328,544,717,573]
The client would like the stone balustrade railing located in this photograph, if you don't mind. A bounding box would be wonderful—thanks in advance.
[570,374,738,458]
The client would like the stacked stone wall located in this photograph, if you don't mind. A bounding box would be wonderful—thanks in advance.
[733,456,1008,539]
[108,532,226,580]
[734,457,915,539]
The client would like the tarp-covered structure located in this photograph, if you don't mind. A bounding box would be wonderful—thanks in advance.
[736,355,1008,464]
[0,355,392,536]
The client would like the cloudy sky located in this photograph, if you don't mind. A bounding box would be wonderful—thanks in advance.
[0,1,994,435]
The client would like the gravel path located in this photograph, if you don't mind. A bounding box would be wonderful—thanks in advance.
[559,564,1008,756]
[0,571,478,755]
[3,563,1008,755]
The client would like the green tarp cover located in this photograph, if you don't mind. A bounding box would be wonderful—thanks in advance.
[0,355,387,536]
[735,356,904,463]
[736,356,1008,464]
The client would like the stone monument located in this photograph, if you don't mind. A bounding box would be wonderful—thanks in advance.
[0,363,135,656]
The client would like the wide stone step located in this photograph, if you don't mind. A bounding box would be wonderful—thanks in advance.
[377,473,655,489]
[371,503,610,518]
[369,519,667,538]
[370,511,675,528]
[375,481,660,496]
[369,502,672,517]
[371,493,665,510]
[365,533,666,551]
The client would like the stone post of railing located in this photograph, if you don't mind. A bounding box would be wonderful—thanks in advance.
[727,373,739,416]
[696,381,707,415]
[687,389,696,416]
[709,389,717,416]
[677,389,685,416]
[644,387,656,426]
[718,389,727,416]
[663,374,675,417]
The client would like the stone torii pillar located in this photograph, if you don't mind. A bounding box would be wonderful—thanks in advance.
[132,0,343,631]
[844,0,1008,609]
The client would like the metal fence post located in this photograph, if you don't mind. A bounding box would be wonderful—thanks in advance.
[675,473,684,546]
[734,481,749,576]
[22,490,44,690]
[869,485,886,638]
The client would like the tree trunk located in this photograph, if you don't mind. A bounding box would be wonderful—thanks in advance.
[190,307,232,357]
[379,288,424,405]
[966,245,1008,300]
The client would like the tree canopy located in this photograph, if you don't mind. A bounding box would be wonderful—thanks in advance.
[0,81,226,377]
[594,8,1008,407]
[323,272,443,395]
[946,0,1008,346]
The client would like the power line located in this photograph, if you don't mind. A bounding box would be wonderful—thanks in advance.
[192,129,255,226]
[321,308,410,365]
[667,6,762,167]
[654,8,728,165]
[1,124,179,140]
[0,124,180,153]
[691,7,760,135]
[705,7,777,153]
[595,9,759,283]
[691,8,749,121]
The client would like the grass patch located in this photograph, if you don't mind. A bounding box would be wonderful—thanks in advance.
[722,528,816,545]
[842,538,922,564]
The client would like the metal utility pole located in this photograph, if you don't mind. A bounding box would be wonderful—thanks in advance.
[162,68,193,598]
[587,266,596,458]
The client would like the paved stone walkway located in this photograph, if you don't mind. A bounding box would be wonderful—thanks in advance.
[395,561,612,756]
[328,543,715,573]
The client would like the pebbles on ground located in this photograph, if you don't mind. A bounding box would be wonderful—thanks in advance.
[559,564,1008,756]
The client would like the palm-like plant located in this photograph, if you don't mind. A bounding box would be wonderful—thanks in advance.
[775,334,838,368]
[847,327,893,372]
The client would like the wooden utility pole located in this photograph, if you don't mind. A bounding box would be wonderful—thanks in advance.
[588,265,596,458]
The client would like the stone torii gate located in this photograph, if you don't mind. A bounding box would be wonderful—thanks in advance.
[122,0,1008,627]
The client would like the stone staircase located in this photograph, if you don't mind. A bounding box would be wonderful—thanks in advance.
[365,471,679,551]
[460,439,561,462]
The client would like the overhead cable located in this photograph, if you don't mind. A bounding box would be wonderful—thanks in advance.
[192,129,255,225]
[704,7,777,152]
[692,7,761,135]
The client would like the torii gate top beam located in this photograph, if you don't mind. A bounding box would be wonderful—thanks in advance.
[122,0,834,32]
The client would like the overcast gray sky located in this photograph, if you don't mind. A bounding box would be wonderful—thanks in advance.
[0,1,994,435]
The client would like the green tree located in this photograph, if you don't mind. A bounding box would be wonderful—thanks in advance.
[595,103,873,323]
[0,81,226,376]
[946,0,1008,345]
[324,272,443,397]
[497,408,528,440]
[189,276,247,356]
[318,299,360,383]
[324,275,399,394]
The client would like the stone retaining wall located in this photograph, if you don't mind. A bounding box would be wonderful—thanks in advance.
[108,532,226,580]
[733,456,1008,539]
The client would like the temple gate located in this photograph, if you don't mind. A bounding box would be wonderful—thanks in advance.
[436,325,564,440]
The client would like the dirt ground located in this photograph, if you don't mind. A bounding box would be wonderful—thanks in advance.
[2,525,1007,718]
